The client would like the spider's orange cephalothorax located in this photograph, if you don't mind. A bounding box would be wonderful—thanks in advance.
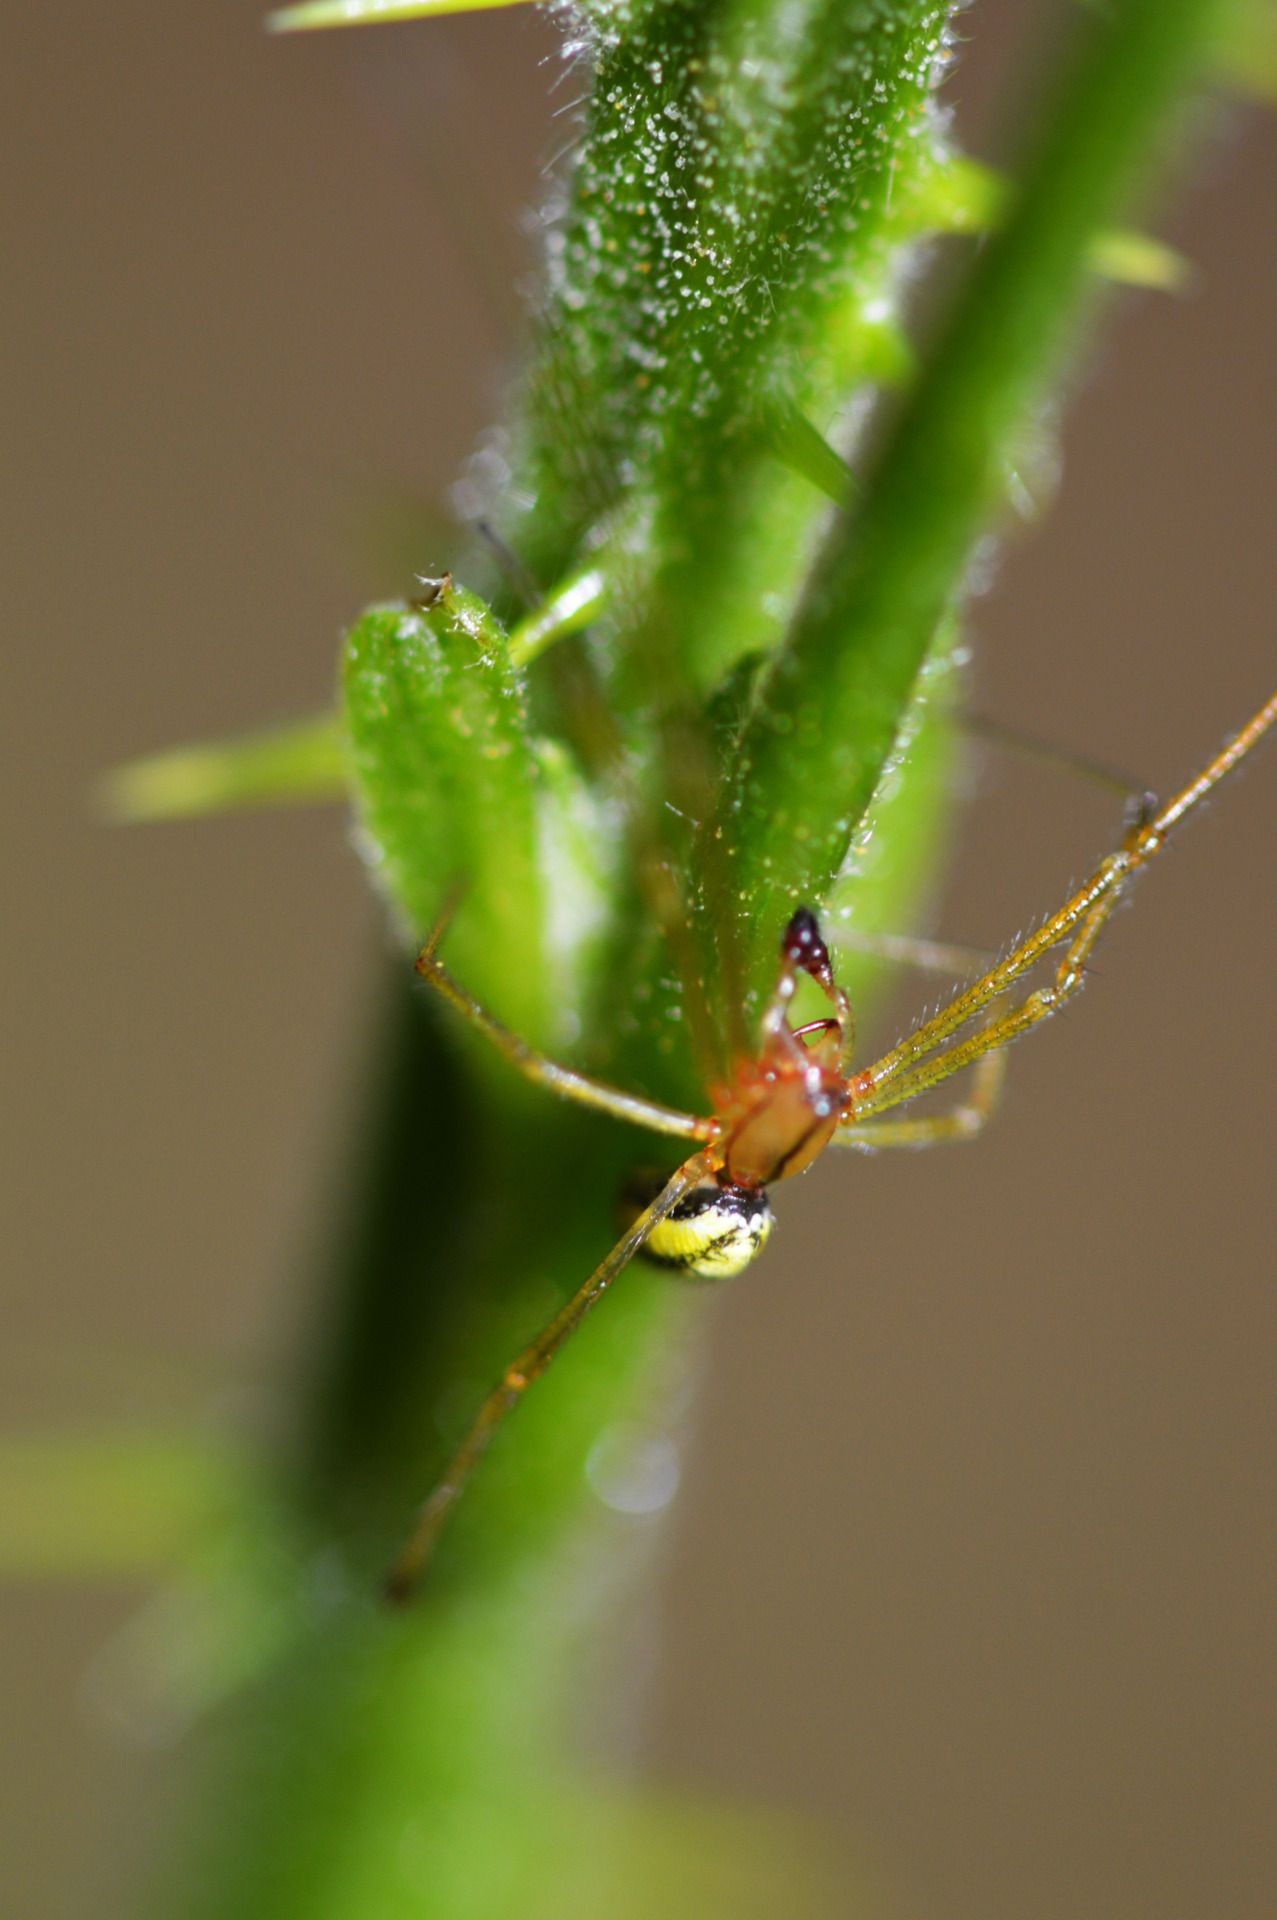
[714,908,855,1190]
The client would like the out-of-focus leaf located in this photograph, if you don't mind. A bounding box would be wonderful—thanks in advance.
[1086,223,1193,288]
[102,713,344,822]
[916,154,1189,289]
[1212,0,1277,97]
[425,1782,848,1920]
[606,1791,846,1920]
[509,563,608,669]
[267,0,532,34]
[764,400,856,505]
[0,1431,242,1578]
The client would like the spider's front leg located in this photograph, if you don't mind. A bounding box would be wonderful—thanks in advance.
[850,888,1115,1121]
[848,686,1277,1120]
[835,1049,1006,1150]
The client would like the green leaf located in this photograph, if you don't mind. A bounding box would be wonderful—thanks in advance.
[1212,0,1277,98]
[508,561,608,670]
[1086,222,1192,289]
[102,713,344,822]
[266,0,532,33]
[341,586,547,1035]
[1080,0,1277,102]
[918,155,1190,291]
[0,1431,241,1579]
[434,1785,845,1920]
[763,399,856,505]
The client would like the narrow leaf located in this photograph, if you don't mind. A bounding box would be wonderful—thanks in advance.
[267,0,531,33]
[1213,0,1277,97]
[0,1432,241,1579]
[920,155,1189,291]
[508,562,607,669]
[102,713,344,822]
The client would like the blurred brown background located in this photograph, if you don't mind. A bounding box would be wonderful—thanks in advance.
[3,1,1275,1915]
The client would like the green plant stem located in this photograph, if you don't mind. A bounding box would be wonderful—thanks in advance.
[164,971,711,1919]
[723,0,1232,991]
[156,4,1230,1915]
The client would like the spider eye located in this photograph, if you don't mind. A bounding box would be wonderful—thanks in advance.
[625,1179,775,1281]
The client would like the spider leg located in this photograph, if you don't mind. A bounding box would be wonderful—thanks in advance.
[384,1149,716,1602]
[849,885,1128,1122]
[848,690,1277,1111]
[835,1050,1006,1148]
[416,928,713,1146]
[958,708,1147,804]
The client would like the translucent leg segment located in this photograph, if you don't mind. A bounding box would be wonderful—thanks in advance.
[834,925,996,981]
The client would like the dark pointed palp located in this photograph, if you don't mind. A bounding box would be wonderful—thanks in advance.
[781,905,833,988]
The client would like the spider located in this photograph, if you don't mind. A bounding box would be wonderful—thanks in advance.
[384,688,1277,1602]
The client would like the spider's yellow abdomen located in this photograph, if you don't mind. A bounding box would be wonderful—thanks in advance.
[641,1182,774,1280]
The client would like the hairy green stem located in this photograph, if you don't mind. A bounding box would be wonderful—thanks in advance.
[722,0,1233,991]
[153,5,1230,1916]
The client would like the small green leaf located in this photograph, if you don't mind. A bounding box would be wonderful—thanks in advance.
[1087,223,1193,290]
[341,586,547,1035]
[437,1783,845,1920]
[763,399,855,505]
[1213,0,1277,97]
[102,713,344,822]
[0,1431,241,1579]
[266,0,531,33]
[508,562,608,670]
[916,155,1189,291]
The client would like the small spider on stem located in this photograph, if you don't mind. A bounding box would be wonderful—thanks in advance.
[384,688,1277,1603]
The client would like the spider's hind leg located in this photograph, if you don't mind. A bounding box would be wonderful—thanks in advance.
[384,1148,715,1601]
